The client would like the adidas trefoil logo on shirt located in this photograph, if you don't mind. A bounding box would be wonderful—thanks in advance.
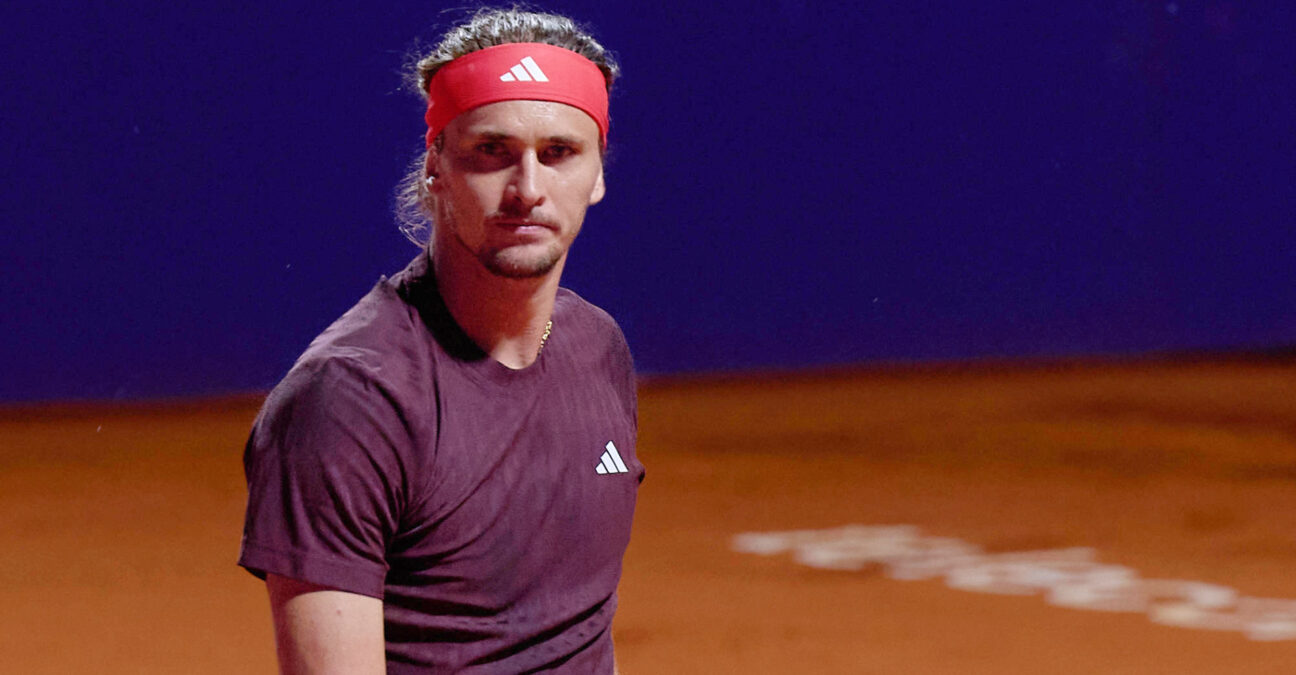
[498,56,550,83]
[595,441,629,475]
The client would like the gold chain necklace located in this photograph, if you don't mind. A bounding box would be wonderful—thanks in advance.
[538,320,553,353]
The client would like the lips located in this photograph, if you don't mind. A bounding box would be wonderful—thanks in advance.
[489,218,557,233]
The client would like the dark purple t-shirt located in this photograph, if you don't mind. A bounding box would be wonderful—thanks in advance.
[239,253,642,673]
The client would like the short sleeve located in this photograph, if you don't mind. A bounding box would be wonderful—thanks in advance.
[238,357,412,598]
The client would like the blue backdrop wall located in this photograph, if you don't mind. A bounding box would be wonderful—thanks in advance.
[4,1,1293,402]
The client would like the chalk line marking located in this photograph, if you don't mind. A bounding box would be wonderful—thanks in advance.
[732,525,1296,642]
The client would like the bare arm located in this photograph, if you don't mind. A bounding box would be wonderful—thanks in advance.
[266,574,386,675]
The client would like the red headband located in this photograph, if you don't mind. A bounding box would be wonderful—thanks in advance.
[424,43,610,148]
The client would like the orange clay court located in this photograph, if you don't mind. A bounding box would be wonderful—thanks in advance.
[3,355,1295,673]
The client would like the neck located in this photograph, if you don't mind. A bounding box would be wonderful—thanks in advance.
[428,244,562,370]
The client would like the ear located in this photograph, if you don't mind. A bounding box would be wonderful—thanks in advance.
[588,166,606,206]
[423,149,443,192]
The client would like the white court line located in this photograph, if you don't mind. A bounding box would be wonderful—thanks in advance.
[733,524,1296,642]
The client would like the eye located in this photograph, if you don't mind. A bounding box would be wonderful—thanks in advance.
[541,144,577,163]
[475,141,508,156]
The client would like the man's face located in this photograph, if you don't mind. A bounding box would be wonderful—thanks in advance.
[428,99,606,279]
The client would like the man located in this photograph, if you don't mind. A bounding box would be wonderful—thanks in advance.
[239,8,642,673]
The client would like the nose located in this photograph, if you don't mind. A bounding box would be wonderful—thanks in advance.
[504,151,545,212]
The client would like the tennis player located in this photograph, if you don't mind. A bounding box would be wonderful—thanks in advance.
[238,8,643,673]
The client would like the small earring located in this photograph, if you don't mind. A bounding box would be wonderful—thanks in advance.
[423,175,436,187]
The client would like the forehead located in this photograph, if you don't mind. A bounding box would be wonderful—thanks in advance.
[446,100,601,142]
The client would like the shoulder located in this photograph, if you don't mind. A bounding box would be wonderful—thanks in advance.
[255,263,440,454]
[295,258,442,405]
[250,352,419,478]
[553,288,633,373]
[301,272,424,374]
[553,287,636,409]
[246,324,430,533]
[553,287,630,351]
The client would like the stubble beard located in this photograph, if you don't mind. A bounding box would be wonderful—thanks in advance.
[440,210,567,280]
[478,241,565,279]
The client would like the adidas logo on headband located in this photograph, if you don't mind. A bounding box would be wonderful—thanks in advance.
[499,56,549,83]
